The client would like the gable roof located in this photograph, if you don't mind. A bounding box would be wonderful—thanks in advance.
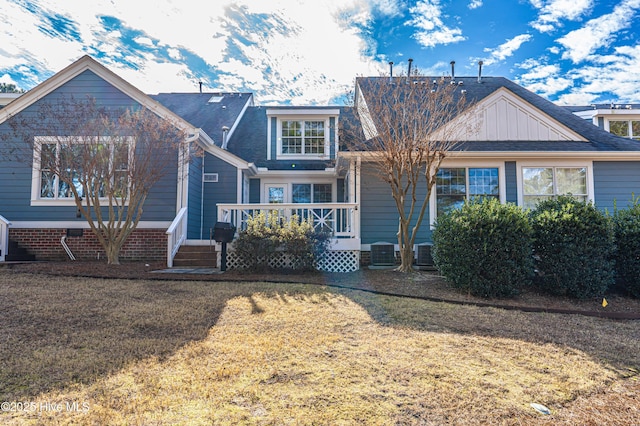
[0,55,252,169]
[0,56,195,133]
[354,76,640,153]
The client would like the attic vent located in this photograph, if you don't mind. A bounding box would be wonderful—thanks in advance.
[203,173,219,183]
[416,243,435,269]
[370,242,395,266]
[208,95,224,103]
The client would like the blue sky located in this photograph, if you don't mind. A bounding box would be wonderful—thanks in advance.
[1,0,639,105]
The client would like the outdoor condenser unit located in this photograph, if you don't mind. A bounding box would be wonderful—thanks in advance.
[416,243,434,268]
[370,242,395,266]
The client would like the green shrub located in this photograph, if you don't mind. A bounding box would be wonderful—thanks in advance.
[432,198,534,298]
[529,196,615,299]
[613,196,640,298]
[232,211,331,271]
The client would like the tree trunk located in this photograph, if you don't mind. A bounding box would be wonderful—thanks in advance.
[397,244,414,272]
[106,243,121,265]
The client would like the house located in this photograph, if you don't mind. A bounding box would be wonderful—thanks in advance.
[1,55,639,270]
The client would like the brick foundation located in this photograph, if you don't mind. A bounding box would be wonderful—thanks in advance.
[9,228,167,262]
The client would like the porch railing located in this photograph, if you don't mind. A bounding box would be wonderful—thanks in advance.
[165,207,188,268]
[0,215,10,262]
[217,203,360,241]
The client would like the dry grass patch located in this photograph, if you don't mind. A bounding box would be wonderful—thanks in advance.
[1,272,638,425]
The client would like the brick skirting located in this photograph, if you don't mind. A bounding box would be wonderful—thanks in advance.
[9,228,167,261]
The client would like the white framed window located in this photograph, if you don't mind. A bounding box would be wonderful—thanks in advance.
[607,119,640,140]
[521,166,588,209]
[31,136,133,206]
[435,167,500,216]
[429,160,505,226]
[280,120,326,155]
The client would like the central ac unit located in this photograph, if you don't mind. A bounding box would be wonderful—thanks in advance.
[415,243,435,270]
[370,242,395,267]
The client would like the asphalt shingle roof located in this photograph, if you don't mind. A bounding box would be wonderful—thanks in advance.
[151,92,251,146]
[356,76,640,152]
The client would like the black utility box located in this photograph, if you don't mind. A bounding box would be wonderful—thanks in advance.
[213,222,236,243]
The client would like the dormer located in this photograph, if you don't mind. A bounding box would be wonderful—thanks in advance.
[573,104,640,140]
[266,107,340,161]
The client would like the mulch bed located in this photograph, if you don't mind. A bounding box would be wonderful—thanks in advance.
[3,261,640,319]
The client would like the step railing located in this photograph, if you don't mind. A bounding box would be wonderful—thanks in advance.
[165,207,188,268]
[0,215,10,262]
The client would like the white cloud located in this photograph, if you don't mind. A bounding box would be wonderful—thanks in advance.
[556,0,640,63]
[0,0,384,104]
[407,0,466,48]
[482,34,532,66]
[468,0,483,10]
[530,0,593,33]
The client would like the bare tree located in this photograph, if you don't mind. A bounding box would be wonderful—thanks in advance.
[5,96,189,264]
[348,74,477,272]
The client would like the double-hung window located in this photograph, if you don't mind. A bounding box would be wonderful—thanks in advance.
[522,167,587,209]
[436,167,499,216]
[281,120,325,155]
[608,120,640,140]
[33,136,131,204]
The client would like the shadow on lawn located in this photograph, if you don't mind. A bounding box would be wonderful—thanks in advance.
[1,269,638,403]
[0,274,300,401]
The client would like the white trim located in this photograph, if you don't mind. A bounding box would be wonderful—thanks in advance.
[260,179,337,203]
[31,136,134,206]
[255,169,338,177]
[516,160,594,208]
[9,221,172,229]
[266,108,340,116]
[275,117,331,160]
[339,150,640,161]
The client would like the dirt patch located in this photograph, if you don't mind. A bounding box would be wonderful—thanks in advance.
[4,261,639,318]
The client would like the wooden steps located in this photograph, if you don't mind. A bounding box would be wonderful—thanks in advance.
[5,240,36,261]
[172,245,217,268]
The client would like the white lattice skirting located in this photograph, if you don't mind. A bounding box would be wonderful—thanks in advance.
[226,250,360,273]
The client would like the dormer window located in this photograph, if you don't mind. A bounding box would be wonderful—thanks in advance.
[608,120,640,140]
[266,108,339,161]
[281,120,325,155]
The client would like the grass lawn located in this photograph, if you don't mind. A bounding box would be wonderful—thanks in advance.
[1,271,638,425]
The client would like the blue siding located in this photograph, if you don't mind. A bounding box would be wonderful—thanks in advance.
[187,156,204,239]
[329,117,336,159]
[359,164,432,245]
[0,69,178,223]
[201,153,238,236]
[337,178,345,202]
[270,117,277,160]
[505,161,517,203]
[593,161,640,212]
[249,179,261,203]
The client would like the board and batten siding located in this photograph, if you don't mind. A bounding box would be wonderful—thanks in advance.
[0,69,178,223]
[359,163,432,245]
[593,161,640,212]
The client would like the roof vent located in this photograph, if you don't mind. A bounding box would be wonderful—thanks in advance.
[478,60,483,83]
[208,95,224,103]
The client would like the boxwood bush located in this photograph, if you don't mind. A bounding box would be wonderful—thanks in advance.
[613,197,640,298]
[232,211,331,271]
[432,198,534,298]
[529,196,615,299]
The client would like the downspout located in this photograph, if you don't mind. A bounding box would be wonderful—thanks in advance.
[200,154,205,240]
